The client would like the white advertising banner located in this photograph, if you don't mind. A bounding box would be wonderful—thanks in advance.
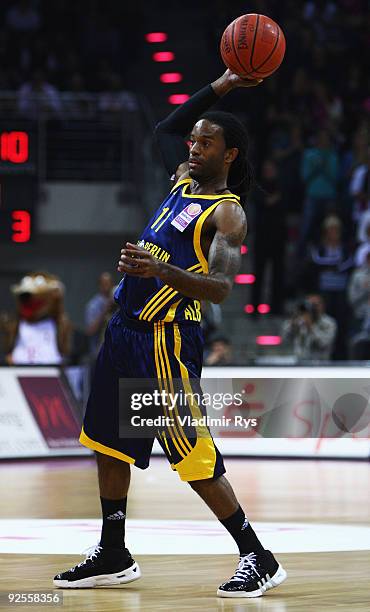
[0,366,369,460]
[202,367,370,459]
[0,367,89,459]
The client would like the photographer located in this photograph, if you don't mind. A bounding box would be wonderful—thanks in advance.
[281,294,337,361]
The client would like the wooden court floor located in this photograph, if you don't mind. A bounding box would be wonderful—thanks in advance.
[0,457,369,611]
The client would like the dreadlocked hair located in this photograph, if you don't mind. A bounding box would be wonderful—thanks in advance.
[200,111,254,208]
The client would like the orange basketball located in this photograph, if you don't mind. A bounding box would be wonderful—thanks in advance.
[220,14,286,79]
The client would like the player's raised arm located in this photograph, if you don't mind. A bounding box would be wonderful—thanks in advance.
[154,70,261,179]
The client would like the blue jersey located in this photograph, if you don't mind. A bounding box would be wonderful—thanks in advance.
[114,178,241,323]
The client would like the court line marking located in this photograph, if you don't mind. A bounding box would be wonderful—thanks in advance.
[0,519,369,555]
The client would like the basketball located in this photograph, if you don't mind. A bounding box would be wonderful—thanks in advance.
[220,14,286,79]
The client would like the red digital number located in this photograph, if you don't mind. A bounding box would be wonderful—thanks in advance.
[11,210,31,242]
[0,131,29,163]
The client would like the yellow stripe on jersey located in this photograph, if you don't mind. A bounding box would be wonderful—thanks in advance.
[162,298,181,322]
[146,289,178,321]
[170,177,192,193]
[139,263,202,321]
[181,182,240,201]
[141,286,175,321]
[193,198,241,273]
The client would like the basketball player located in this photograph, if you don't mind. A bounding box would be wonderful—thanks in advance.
[54,69,287,598]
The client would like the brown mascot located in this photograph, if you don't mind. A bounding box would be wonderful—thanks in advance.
[4,271,71,365]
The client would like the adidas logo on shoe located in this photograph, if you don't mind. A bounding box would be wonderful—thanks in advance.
[106,511,126,521]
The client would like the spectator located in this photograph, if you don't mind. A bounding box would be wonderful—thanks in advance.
[98,73,138,114]
[349,307,370,360]
[281,294,337,361]
[204,337,233,366]
[85,272,116,356]
[252,159,286,314]
[348,249,370,332]
[306,215,353,358]
[350,148,370,241]
[17,70,62,119]
[354,223,370,267]
[6,0,41,33]
[298,128,339,254]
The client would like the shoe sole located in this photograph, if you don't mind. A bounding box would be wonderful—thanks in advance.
[217,563,287,598]
[53,561,141,589]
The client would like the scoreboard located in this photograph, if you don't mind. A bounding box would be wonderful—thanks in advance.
[0,129,37,243]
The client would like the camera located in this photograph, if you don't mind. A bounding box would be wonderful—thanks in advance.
[295,300,319,322]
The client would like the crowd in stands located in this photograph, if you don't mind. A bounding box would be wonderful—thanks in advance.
[0,0,369,361]
[212,0,369,359]
[0,0,139,116]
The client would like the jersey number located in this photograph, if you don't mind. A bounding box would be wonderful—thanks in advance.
[151,207,171,232]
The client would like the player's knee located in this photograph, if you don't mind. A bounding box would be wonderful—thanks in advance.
[188,475,220,491]
[95,451,130,470]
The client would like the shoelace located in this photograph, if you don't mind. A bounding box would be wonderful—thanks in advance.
[69,544,102,572]
[229,552,261,582]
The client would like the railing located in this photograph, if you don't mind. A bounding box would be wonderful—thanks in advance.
[0,90,166,214]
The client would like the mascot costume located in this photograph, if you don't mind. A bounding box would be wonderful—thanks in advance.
[4,272,71,365]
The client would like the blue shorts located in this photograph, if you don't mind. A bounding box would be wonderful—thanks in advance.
[80,312,225,482]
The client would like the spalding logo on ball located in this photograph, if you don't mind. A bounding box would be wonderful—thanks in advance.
[221,14,286,79]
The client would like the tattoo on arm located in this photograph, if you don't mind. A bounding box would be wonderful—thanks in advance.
[208,224,246,289]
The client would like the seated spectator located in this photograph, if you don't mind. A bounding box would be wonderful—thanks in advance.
[98,73,138,114]
[6,0,41,33]
[306,215,353,358]
[348,249,370,333]
[85,272,116,356]
[4,272,71,365]
[62,72,94,118]
[281,294,337,361]
[298,129,338,254]
[204,337,233,366]
[17,70,62,119]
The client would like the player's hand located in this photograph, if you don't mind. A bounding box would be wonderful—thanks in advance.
[223,68,263,88]
[212,69,262,97]
[117,243,161,278]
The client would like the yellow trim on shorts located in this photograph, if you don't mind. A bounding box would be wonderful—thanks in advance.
[193,198,241,273]
[160,322,193,454]
[157,321,191,457]
[79,427,135,464]
[171,323,217,481]
[154,323,188,459]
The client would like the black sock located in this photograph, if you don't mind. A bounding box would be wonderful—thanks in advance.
[100,497,127,549]
[220,505,265,556]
